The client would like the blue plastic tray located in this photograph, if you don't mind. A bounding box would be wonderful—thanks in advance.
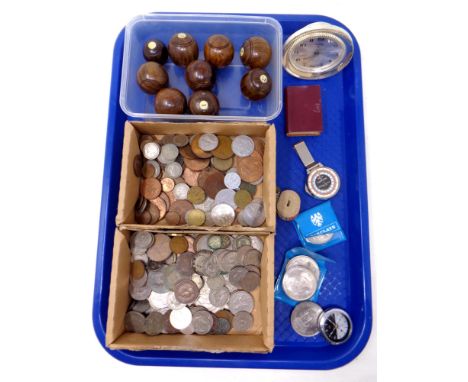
[93,13,372,370]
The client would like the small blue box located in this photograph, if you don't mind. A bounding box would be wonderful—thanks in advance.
[293,201,346,252]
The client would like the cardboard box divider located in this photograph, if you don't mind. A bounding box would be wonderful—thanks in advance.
[116,121,276,232]
[107,120,277,353]
[106,229,275,353]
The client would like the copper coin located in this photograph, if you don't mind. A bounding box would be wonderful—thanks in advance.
[174,279,199,304]
[211,135,233,159]
[146,202,161,224]
[162,311,179,333]
[237,151,263,183]
[131,260,146,280]
[169,200,193,224]
[183,167,200,187]
[199,168,225,199]
[186,236,195,252]
[160,134,175,145]
[161,177,175,192]
[211,156,233,172]
[184,157,210,171]
[147,234,172,261]
[187,186,206,204]
[140,178,162,200]
[167,190,177,205]
[142,161,156,178]
[190,134,213,159]
[133,154,143,177]
[173,134,189,147]
[253,137,265,156]
[149,197,167,220]
[234,189,252,209]
[160,192,171,208]
[179,144,198,160]
[165,211,180,225]
[170,236,189,253]
[215,309,234,322]
[176,251,194,276]
[135,209,152,224]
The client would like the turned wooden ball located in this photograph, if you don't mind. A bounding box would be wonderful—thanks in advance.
[240,36,272,69]
[136,62,168,94]
[185,60,215,90]
[240,68,272,101]
[188,90,219,115]
[204,34,234,68]
[155,88,187,114]
[143,39,168,64]
[168,32,199,67]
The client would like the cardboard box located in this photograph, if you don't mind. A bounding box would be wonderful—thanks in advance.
[106,229,275,353]
[116,121,276,233]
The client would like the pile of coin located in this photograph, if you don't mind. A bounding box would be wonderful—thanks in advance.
[124,231,264,335]
[133,133,266,227]
[281,255,320,301]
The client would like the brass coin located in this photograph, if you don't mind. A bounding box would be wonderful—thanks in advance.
[182,167,200,187]
[186,209,206,226]
[211,156,233,171]
[180,144,198,160]
[140,178,162,200]
[190,134,213,159]
[170,236,189,254]
[237,151,263,183]
[187,186,206,204]
[131,260,146,280]
[240,181,257,197]
[147,234,172,261]
[161,177,175,192]
[184,157,210,171]
[165,211,181,225]
[149,197,167,220]
[169,200,194,224]
[234,189,253,209]
[211,135,233,159]
[133,154,143,177]
[146,203,160,224]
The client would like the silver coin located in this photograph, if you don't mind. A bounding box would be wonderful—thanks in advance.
[192,310,214,334]
[176,251,194,276]
[132,253,148,266]
[199,133,219,151]
[232,135,254,157]
[163,265,185,290]
[206,275,225,290]
[235,235,251,249]
[282,265,318,301]
[224,172,241,190]
[180,322,195,334]
[129,283,151,301]
[191,273,204,289]
[144,311,164,335]
[148,291,170,313]
[209,286,230,307]
[166,291,186,310]
[194,197,215,213]
[214,317,231,334]
[211,203,235,227]
[169,307,192,330]
[159,143,179,164]
[201,255,221,278]
[193,250,211,274]
[286,255,320,280]
[250,236,264,252]
[232,311,253,332]
[146,160,161,178]
[228,266,249,287]
[143,142,160,160]
[239,200,265,227]
[132,231,154,249]
[124,311,145,333]
[165,162,183,179]
[165,253,177,265]
[195,235,211,252]
[291,301,323,337]
[147,269,169,293]
[173,182,190,200]
[306,233,334,245]
[214,189,237,208]
[130,299,152,314]
[219,250,241,273]
[243,249,262,267]
[228,291,254,314]
[131,244,147,257]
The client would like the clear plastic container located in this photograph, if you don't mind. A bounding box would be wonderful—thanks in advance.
[120,13,283,121]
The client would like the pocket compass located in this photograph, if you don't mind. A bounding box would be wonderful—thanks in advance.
[283,22,354,79]
[294,141,340,199]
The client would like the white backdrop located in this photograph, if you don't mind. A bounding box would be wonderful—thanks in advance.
[1,1,467,381]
